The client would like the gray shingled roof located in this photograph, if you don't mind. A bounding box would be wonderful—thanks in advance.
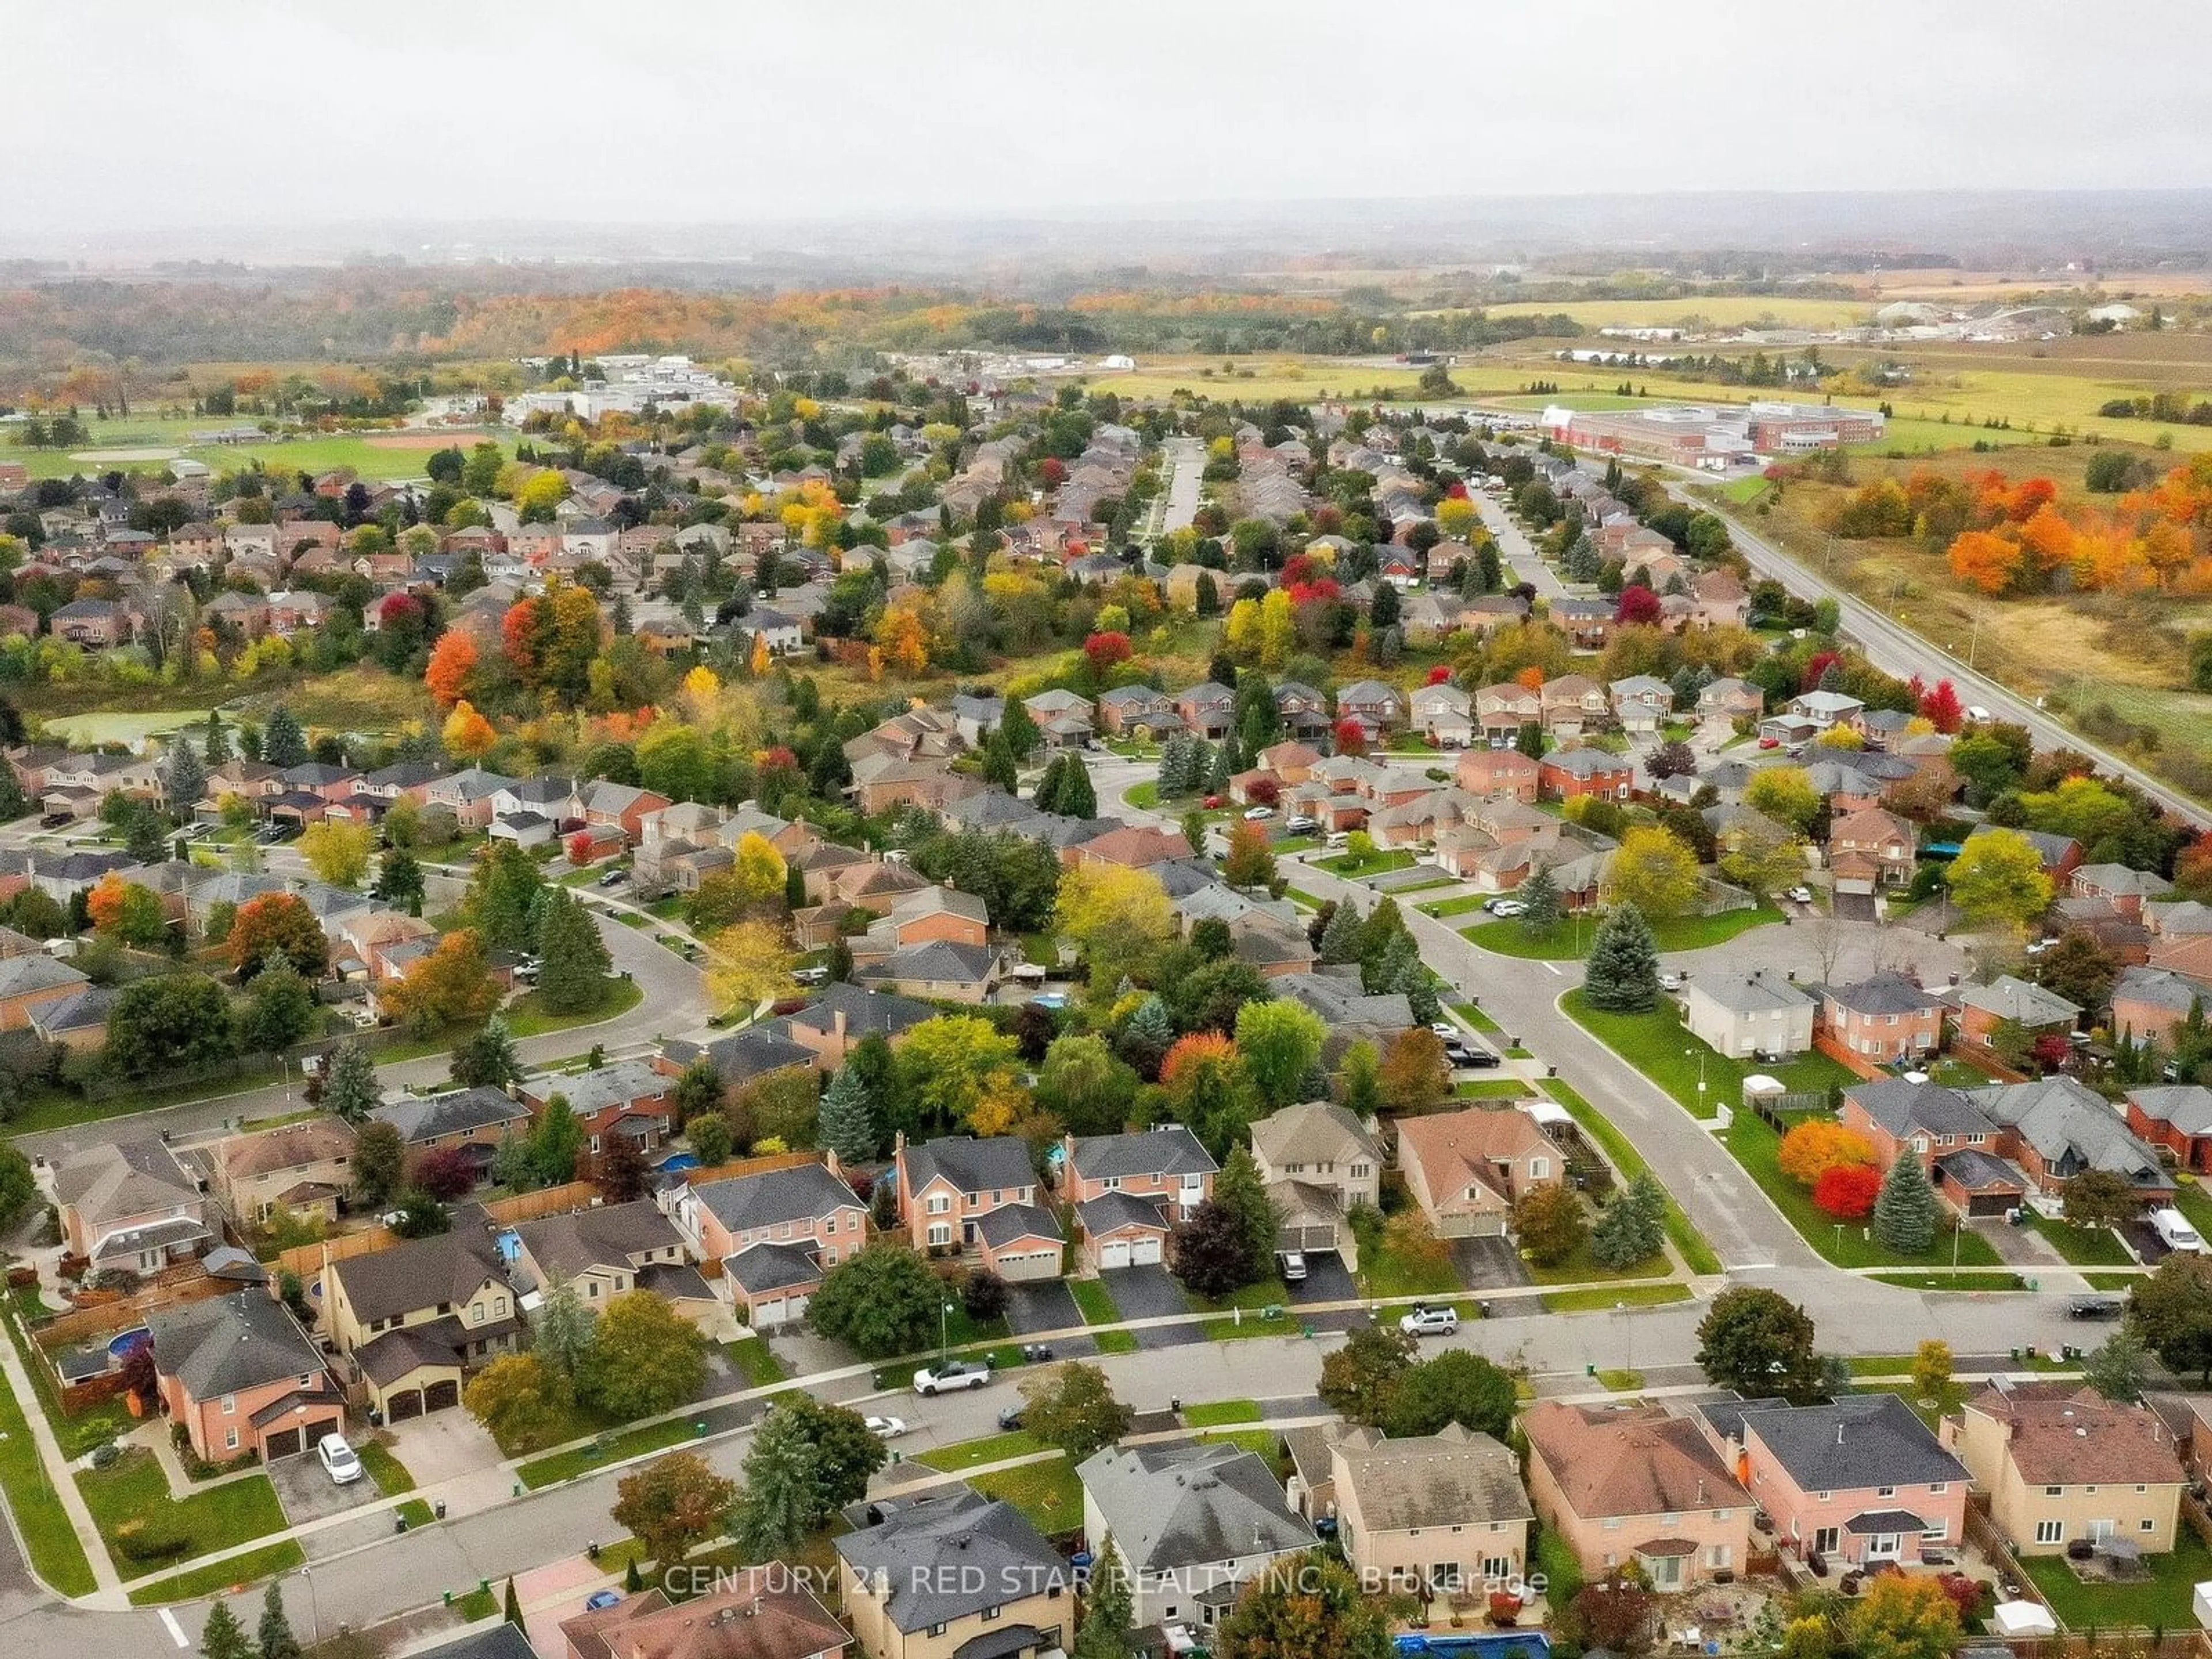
[150,1289,324,1400]
[514,1199,683,1283]
[370,1086,528,1146]
[1814,973,1938,1017]
[1843,1078,1994,1140]
[693,1162,859,1236]
[1703,1395,1967,1491]
[724,1240,822,1294]
[1078,1441,1315,1575]
[1067,1126,1217,1184]
[972,1202,1062,1249]
[835,1488,1068,1631]
[903,1135,1035,1198]
[331,1225,507,1326]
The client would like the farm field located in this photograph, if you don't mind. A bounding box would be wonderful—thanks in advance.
[1478,294,1878,331]
[9,411,510,483]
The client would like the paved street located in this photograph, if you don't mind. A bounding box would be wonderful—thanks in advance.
[1156,435,1204,536]
[1468,487,1567,599]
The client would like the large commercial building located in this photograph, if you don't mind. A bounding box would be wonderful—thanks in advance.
[1541,400,1884,465]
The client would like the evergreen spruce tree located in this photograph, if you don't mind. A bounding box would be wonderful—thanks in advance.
[1520,866,1562,934]
[202,709,232,766]
[1392,953,1441,1026]
[372,846,425,915]
[730,1407,825,1558]
[818,1065,878,1164]
[322,1038,380,1123]
[257,1581,300,1659]
[1584,903,1660,1013]
[999,698,1040,763]
[1213,1146,1279,1276]
[162,736,206,821]
[1032,755,1066,813]
[1372,927,1420,998]
[1055,755,1096,817]
[1872,1149,1937,1253]
[1516,721,1544,760]
[1187,739,1213,793]
[1592,1172,1666,1269]
[262,706,308,769]
[1073,1534,1137,1659]
[1117,994,1176,1078]
[982,733,1019,793]
[1206,742,1233,793]
[1317,899,1362,964]
[199,1599,252,1659]
[1157,734,1190,797]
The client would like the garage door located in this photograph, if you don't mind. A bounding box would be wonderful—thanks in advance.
[264,1426,302,1460]
[753,1293,806,1328]
[1130,1235,1163,1266]
[425,1379,460,1412]
[1097,1239,1131,1270]
[995,1250,1060,1282]
[387,1389,423,1422]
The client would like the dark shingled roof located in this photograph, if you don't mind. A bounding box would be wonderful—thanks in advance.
[1067,1125,1217,1183]
[903,1135,1035,1198]
[150,1290,324,1401]
[1703,1395,1967,1491]
[835,1488,1069,1632]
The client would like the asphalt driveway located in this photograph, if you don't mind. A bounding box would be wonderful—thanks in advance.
[1101,1264,1200,1349]
[269,1445,380,1527]
[1449,1234,1532,1291]
[1003,1281,1096,1358]
[1283,1253,1356,1306]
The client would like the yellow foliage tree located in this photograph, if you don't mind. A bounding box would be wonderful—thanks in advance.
[1054,864,1176,993]
[1777,1120,1878,1188]
[1257,589,1296,669]
[681,664,721,714]
[442,699,497,759]
[1222,598,1263,662]
[748,633,771,679]
[299,820,374,888]
[702,918,795,1014]
[1602,825,1703,919]
[876,605,929,676]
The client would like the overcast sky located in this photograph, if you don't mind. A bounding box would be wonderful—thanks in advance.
[10,0,2209,236]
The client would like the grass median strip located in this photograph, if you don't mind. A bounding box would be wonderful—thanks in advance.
[127,1540,305,1607]
[916,1430,1043,1472]
[1544,1284,1692,1314]
[518,1416,703,1489]
[725,1337,787,1389]
[1069,1279,1122,1326]
[1181,1399,1262,1427]
[1464,906,1779,960]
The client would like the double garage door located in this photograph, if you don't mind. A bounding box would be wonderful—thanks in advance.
[262,1416,341,1461]
[751,1291,810,1330]
[385,1378,462,1422]
[994,1248,1062,1282]
[1096,1234,1164,1270]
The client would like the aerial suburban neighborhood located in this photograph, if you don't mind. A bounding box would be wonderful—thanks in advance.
[1,13,2211,1659]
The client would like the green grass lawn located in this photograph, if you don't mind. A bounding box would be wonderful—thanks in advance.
[2,1289,135,1458]
[916,1430,1045,1472]
[1452,1079,1532,1099]
[1314,849,1418,877]
[1123,782,1162,809]
[1452,1001,1505,1036]
[1539,1078,1725,1276]
[1192,1280,1286,1315]
[2165,1177,2212,1242]
[127,1539,305,1605]
[971,1455,1085,1533]
[517,1416,705,1490]
[1359,1241,1465,1300]
[0,1349,96,1595]
[1544,1284,1691,1314]
[1464,905,1779,960]
[78,1448,289,1574]
[1091,1330,1139,1354]
[1724,1108,2003,1269]
[1421,895,1493,918]
[1069,1279,1122,1325]
[2020,1213,2134,1267]
[2022,1529,2212,1631]
[1525,1233,1672,1286]
[1181,1399,1262,1427]
[1868,1270,2029,1290]
[1195,1428,1285,1461]
[1596,1368,1646,1391]
[502,975,645,1037]
[2085,1270,2149,1290]
[357,1438,414,1496]
[1563,989,1855,1122]
[725,1338,787,1389]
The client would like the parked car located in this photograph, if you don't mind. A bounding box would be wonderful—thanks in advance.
[996,1405,1025,1431]
[1758,735,1781,750]
[1278,1250,1308,1282]
[1660,971,1684,991]
[2150,1207,2205,1254]
[1461,1046,1502,1069]
[1399,1305,1461,1338]
[1490,900,1526,918]
[864,1415,909,1439]
[1785,885,1815,904]
[1285,816,1319,835]
[1243,805,1276,821]
[597,867,627,887]
[316,1433,363,1486]
[913,1360,993,1396]
[2067,1297,2125,1321]
[1430,1022,1457,1040]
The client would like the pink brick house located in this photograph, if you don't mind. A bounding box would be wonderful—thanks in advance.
[1522,1402,1752,1591]
[1059,1126,1218,1269]
[896,1134,1063,1281]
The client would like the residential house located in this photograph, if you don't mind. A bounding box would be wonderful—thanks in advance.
[1955,975,2081,1044]
[1331,1423,1532,1597]
[1539,748,1633,803]
[0,953,89,1030]
[1454,747,1540,804]
[1394,1105,1566,1239]
[149,1290,342,1463]
[1783,690,1866,733]
[517,1060,678,1177]
[1273,680,1331,737]
[1698,678,1765,725]
[559,1565,849,1659]
[1408,682,1474,748]
[1839,1078,2021,1217]
[579,781,673,845]
[1698,1395,1969,1569]
[2110,965,2206,1052]
[1610,676,1672,736]
[835,1488,1070,1659]
[1096,685,1174,736]
[853,940,1005,1003]
[1967,823,2083,883]
[1474,682,1542,746]
[679,1163,867,1329]
[369,1086,533,1184]
[323,1221,518,1420]
[1551,596,1615,649]
[54,1139,210,1276]
[896,1135,1060,1281]
[1812,974,1944,1065]
[2070,863,2173,919]
[1066,824,1192,871]
[1175,681,1236,740]
[211,1118,357,1228]
[2146,900,2212,982]
[853,886,989,961]
[1683,971,1816,1061]
[1828,806,1916,892]
[1540,675,1610,738]
[1522,1402,1752,1590]
[1944,1384,2186,1556]
[657,1023,817,1092]
[1078,1442,1315,1631]
[1248,1101,1381,1270]
[510,1199,710,1320]
[1060,1126,1217,1268]
[1337,679,1408,740]
[2126,1085,2212,1174]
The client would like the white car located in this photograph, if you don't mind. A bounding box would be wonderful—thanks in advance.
[316,1433,363,1486]
[1399,1305,1461,1338]
[1786,886,1815,905]
[864,1415,908,1439]
[1243,805,1276,821]
[1490,900,1527,918]
[912,1360,993,1396]
[1430,1022,1457,1040]
[1659,971,1684,991]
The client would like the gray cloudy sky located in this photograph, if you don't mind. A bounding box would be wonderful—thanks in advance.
[10,0,2209,233]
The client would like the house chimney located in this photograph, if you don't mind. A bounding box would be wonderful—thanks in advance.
[1836,1422,1845,1446]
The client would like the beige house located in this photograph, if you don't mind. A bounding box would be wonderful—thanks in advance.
[211,1118,357,1226]
[1331,1423,1531,1597]
[1521,1401,1752,1590]
[1249,1101,1382,1270]
[1944,1384,2187,1557]
[53,1138,210,1277]
[1394,1105,1566,1240]
[510,1199,715,1324]
[1682,971,1816,1062]
[834,1488,1070,1659]
[322,1221,517,1421]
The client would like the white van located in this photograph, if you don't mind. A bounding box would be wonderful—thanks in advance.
[2150,1207,2204,1254]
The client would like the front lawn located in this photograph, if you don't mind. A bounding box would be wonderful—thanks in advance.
[1563,990,1855,1123]
[1421,895,1493,918]
[518,1416,703,1490]
[1069,1279,1123,1326]
[1314,848,1418,878]
[1539,1080,1725,1277]
[78,1448,289,1575]
[1192,1279,1283,1315]
[0,1349,95,1594]
[127,1540,305,1605]
[971,1455,1085,1533]
[1463,905,1779,960]
[725,1337,787,1389]
[503,975,645,1037]
[1360,1241,1466,1300]
[2022,1530,2212,1631]
[1543,1284,1691,1314]
[1725,1109,2003,1270]
[1181,1399,1262,1427]
[2021,1213,2134,1267]
[917,1430,1044,1472]
[357,1438,414,1496]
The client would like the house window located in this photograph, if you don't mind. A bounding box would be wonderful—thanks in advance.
[2035,1521,2064,1546]
[471,1304,484,1324]
[226,1428,240,1451]
[926,1626,945,1639]
[927,1224,952,1247]
[1529,1157,1551,1181]
[1930,1483,1947,1495]
[1876,1486,1895,1498]
[926,1194,950,1214]
[588,1282,600,1298]
[2046,1486,2064,1498]
[982,1606,1002,1622]
[589,1136,601,1155]
[221,1395,236,1415]
[2142,1519,2157,1532]
[1103,1177,1122,1191]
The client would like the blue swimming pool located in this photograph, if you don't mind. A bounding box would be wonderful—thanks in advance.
[107,1327,150,1362]
[1395,1635,1551,1659]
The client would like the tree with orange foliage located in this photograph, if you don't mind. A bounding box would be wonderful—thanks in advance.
[1946,529,2022,595]
[443,699,497,759]
[227,891,330,980]
[1777,1119,1878,1189]
[86,872,168,949]
[875,605,929,676]
[1513,664,1546,692]
[2012,503,2077,587]
[2174,833,2212,902]
[381,928,502,1033]
[424,630,476,708]
[1157,1030,1252,1153]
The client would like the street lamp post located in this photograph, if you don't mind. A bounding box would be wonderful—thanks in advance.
[940,1300,955,1358]
[294,1562,322,1647]
[1684,1046,1706,1109]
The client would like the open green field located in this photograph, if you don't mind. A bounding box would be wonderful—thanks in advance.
[11,414,511,483]
[40,707,218,747]
[1480,295,1879,332]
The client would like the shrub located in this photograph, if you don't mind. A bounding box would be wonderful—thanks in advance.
[1813,1162,1883,1218]
[1777,1119,1877,1188]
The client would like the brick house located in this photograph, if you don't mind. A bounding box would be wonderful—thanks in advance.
[2124,1085,2212,1175]
[1827,806,1916,891]
[1060,1126,1217,1268]
[1455,747,1540,803]
[1539,748,1633,802]
[150,1290,343,1463]
[895,1134,1061,1281]
[1945,1384,2186,1557]
[1699,1395,1968,1570]
[323,1223,518,1421]
[1395,1105,1567,1239]
[836,1489,1070,1659]
[53,1138,210,1275]
[1474,682,1542,745]
[1812,973,1943,1065]
[1539,675,1609,738]
[211,1118,356,1228]
[1524,1401,1752,1591]
[2111,964,2206,1052]
[517,1060,677,1178]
